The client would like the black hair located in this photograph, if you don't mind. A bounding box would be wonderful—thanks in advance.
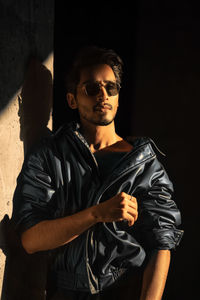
[65,45,123,95]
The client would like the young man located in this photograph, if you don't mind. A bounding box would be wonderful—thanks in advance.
[12,46,183,300]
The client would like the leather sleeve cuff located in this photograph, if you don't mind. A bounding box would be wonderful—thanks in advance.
[142,228,184,250]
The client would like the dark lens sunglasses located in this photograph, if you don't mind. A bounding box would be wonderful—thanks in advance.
[83,81,121,97]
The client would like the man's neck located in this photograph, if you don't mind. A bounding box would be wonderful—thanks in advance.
[79,120,122,153]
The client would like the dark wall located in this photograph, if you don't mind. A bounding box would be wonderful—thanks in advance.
[54,2,198,299]
[0,0,54,113]
[133,2,198,299]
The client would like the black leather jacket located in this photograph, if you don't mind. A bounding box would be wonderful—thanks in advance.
[12,122,183,294]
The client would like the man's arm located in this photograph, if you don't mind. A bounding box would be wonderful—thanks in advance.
[139,250,171,300]
[21,192,138,254]
[21,206,99,254]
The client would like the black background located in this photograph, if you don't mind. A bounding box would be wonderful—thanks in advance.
[53,2,138,134]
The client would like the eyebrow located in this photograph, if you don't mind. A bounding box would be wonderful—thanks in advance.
[82,80,117,85]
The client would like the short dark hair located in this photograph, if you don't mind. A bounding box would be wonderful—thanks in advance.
[65,46,123,95]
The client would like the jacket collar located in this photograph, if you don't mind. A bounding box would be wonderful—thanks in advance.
[60,121,165,158]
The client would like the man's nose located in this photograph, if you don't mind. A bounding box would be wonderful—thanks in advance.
[98,86,109,100]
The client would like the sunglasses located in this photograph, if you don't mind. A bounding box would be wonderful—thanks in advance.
[81,81,121,97]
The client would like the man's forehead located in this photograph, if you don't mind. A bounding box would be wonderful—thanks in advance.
[79,64,116,83]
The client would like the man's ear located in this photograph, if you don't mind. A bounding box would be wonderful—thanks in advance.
[66,93,78,109]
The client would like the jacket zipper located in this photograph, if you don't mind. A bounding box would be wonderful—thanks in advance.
[74,130,99,170]
[74,130,101,293]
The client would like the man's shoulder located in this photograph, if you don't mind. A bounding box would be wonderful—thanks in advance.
[125,136,151,147]
[24,122,80,165]
[126,136,166,157]
[24,124,69,159]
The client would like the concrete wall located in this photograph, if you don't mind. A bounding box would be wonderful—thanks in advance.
[0,1,54,299]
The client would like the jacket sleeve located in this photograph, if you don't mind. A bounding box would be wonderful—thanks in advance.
[136,156,183,251]
[12,143,56,234]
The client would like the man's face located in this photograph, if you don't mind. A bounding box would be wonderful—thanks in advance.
[68,64,120,126]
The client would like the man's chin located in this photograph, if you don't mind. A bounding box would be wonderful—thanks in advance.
[81,113,116,126]
[92,119,114,126]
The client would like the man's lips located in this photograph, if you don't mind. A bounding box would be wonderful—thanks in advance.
[93,104,112,111]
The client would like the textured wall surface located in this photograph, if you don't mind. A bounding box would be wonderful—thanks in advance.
[0,1,54,299]
[0,91,23,291]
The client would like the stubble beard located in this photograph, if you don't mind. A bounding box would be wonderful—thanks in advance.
[92,118,114,126]
[78,103,118,127]
[81,113,115,126]
[84,109,117,126]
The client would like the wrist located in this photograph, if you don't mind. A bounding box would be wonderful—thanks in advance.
[90,204,102,223]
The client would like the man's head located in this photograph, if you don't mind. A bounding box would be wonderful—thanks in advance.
[66,46,123,126]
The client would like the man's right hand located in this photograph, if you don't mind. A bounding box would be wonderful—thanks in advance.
[93,192,138,227]
[21,192,138,254]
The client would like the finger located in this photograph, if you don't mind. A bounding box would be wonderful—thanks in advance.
[127,203,138,220]
[127,209,138,221]
[127,216,135,227]
[127,200,138,209]
[119,202,138,215]
[127,199,138,211]
[128,220,134,226]
[116,207,136,222]
[125,206,138,222]
[119,193,137,205]
[126,195,137,203]
[119,210,135,225]
[128,214,138,226]
[129,195,137,204]
[120,200,137,213]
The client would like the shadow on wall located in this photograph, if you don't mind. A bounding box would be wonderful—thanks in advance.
[18,57,53,153]
[0,58,53,300]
